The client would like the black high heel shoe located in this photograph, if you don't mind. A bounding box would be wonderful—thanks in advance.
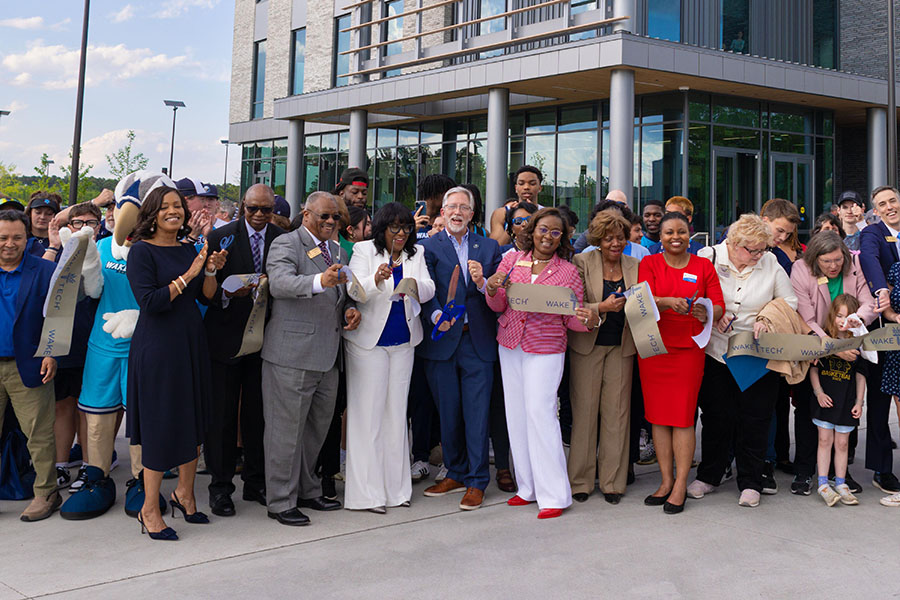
[663,500,685,514]
[170,492,210,524]
[138,512,178,541]
[643,492,671,506]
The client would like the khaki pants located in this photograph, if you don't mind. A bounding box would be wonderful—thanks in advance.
[129,444,143,479]
[0,360,56,496]
[84,412,119,476]
[568,344,633,495]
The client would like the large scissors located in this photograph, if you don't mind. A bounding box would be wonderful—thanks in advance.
[431,264,467,341]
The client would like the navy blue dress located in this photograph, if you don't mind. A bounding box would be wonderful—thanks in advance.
[881,262,900,397]
[126,241,211,471]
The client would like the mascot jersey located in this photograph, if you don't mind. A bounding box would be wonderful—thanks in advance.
[87,236,138,358]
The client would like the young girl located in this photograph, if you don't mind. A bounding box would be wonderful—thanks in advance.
[810,294,866,507]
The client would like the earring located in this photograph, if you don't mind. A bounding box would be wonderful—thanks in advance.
[150,222,157,233]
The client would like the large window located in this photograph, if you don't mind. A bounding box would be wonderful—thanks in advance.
[290,28,306,95]
[334,15,352,88]
[812,0,837,69]
[382,0,403,78]
[646,0,680,42]
[251,40,266,119]
[720,0,749,53]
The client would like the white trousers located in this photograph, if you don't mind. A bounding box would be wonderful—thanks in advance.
[498,345,572,509]
[344,340,414,509]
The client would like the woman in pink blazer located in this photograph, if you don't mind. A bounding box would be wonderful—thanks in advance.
[485,208,599,519]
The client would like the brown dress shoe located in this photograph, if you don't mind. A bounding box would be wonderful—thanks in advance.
[423,477,466,497]
[459,487,484,510]
[20,491,62,522]
[496,469,516,493]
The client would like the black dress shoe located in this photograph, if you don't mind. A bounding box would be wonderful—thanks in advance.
[572,492,589,503]
[603,493,622,505]
[643,492,670,506]
[297,496,342,511]
[626,469,635,486]
[845,471,862,494]
[210,493,236,517]
[663,500,684,514]
[322,477,337,501]
[242,486,267,506]
[267,508,310,526]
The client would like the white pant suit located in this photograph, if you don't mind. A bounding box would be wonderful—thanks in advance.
[343,240,435,509]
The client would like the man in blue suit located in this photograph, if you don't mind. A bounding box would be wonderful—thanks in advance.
[418,187,501,511]
[858,185,900,497]
[0,210,60,521]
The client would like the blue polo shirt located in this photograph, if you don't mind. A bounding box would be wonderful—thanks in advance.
[0,260,24,356]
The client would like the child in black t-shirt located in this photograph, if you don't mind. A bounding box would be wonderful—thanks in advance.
[810,294,866,507]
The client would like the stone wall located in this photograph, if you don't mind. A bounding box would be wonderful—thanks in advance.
[305,0,337,91]
[264,0,293,118]
[229,0,255,124]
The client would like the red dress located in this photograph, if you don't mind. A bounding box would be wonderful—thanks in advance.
[638,254,724,427]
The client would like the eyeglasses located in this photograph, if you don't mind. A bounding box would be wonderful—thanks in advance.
[740,246,766,257]
[818,257,843,267]
[388,224,414,234]
[511,216,531,226]
[245,205,274,214]
[536,226,563,239]
[308,210,341,222]
[443,203,472,213]
[70,219,100,228]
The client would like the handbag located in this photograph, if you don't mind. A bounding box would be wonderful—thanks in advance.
[0,408,36,500]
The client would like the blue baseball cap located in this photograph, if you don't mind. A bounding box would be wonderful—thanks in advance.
[26,196,61,213]
[175,177,207,197]
[198,183,219,198]
[273,195,290,217]
[0,197,25,211]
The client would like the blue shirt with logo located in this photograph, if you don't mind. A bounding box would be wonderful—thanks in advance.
[87,237,138,357]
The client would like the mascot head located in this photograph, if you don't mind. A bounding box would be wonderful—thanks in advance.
[113,170,176,247]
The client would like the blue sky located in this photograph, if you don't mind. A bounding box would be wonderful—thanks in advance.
[0,0,235,186]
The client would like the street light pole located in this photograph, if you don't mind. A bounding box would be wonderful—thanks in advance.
[0,110,10,121]
[164,100,186,177]
[220,139,230,199]
[69,0,90,205]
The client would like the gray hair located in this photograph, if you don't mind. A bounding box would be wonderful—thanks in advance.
[304,191,337,211]
[442,186,474,209]
[803,230,852,278]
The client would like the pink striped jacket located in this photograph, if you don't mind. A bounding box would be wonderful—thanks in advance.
[485,250,589,354]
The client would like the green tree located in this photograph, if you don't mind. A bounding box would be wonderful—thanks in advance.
[59,149,94,204]
[105,130,149,180]
[32,153,54,192]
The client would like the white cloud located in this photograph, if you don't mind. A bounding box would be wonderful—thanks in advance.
[49,18,71,31]
[109,5,135,23]
[156,0,220,19]
[7,100,28,112]
[2,41,191,90]
[0,16,44,30]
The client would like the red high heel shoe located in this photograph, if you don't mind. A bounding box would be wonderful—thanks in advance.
[537,508,563,519]
[507,495,533,506]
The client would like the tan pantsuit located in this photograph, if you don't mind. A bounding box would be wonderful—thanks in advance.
[567,251,639,496]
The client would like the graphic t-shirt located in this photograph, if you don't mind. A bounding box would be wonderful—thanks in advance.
[811,354,867,427]
[87,236,138,357]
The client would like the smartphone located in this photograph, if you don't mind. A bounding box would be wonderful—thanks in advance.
[414,200,426,215]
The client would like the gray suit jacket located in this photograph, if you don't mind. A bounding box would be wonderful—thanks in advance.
[261,227,355,372]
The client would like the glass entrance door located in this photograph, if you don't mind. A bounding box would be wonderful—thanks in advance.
[712,148,759,243]
[771,153,813,236]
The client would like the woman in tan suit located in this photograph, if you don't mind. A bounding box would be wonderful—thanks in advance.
[568,211,639,504]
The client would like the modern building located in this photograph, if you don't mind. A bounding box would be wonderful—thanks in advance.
[229,0,899,240]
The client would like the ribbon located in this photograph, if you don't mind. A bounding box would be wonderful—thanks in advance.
[623,281,668,359]
[35,234,89,358]
[234,276,269,358]
[725,324,900,361]
[504,283,578,315]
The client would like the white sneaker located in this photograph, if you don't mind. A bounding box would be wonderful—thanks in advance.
[410,460,430,483]
[835,484,858,505]
[818,484,840,507]
[738,488,760,507]
[879,492,900,507]
[686,479,716,499]
[434,464,448,483]
[56,466,71,490]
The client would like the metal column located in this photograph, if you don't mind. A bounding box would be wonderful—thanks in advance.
[486,87,510,217]
[609,68,635,208]
[868,107,888,192]
[285,119,305,217]
[349,109,368,170]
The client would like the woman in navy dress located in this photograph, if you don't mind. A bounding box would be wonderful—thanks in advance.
[126,186,226,540]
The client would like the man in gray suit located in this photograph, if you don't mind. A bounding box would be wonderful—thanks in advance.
[261,191,361,526]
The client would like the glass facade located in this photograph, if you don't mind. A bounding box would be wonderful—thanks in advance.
[240,94,832,238]
[646,0,680,42]
[720,0,748,53]
[382,0,403,78]
[290,28,306,96]
[334,15,352,87]
[251,40,266,120]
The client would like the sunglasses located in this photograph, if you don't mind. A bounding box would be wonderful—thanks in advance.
[245,205,274,214]
[512,216,531,226]
[309,211,341,222]
[536,226,563,239]
[388,224,414,234]
[70,219,100,228]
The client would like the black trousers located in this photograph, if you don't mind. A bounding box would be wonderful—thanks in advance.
[773,378,791,463]
[408,355,440,463]
[629,358,644,464]
[791,375,817,478]
[315,369,347,479]
[865,358,895,475]
[490,361,510,471]
[696,357,780,493]
[205,355,265,497]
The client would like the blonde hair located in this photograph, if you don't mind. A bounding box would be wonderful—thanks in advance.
[726,213,773,249]
[665,196,693,217]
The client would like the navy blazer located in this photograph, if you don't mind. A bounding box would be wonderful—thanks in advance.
[859,221,900,295]
[417,230,501,362]
[12,252,56,388]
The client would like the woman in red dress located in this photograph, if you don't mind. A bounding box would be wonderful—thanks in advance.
[638,212,724,514]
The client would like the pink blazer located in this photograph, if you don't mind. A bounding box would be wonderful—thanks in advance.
[486,250,589,354]
[790,255,878,338]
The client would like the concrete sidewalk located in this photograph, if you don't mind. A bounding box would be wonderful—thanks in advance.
[2,416,900,599]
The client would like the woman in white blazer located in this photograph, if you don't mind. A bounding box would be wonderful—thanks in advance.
[344,202,436,512]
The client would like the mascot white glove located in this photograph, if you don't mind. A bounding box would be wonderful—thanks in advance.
[102,310,139,339]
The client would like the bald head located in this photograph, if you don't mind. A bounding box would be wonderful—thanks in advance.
[246,183,275,204]
[242,183,276,231]
[606,189,627,205]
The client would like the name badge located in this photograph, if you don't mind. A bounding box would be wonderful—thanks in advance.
[886,236,898,243]
[718,266,730,278]
[307,247,322,259]
[817,276,829,285]
[683,273,698,283]
[515,260,533,268]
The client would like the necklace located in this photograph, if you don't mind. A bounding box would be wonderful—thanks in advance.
[533,257,552,265]
[391,254,402,267]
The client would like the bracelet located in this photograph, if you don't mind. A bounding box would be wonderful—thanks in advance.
[205,269,217,277]
[178,276,188,289]
[47,247,61,254]
[172,279,183,294]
